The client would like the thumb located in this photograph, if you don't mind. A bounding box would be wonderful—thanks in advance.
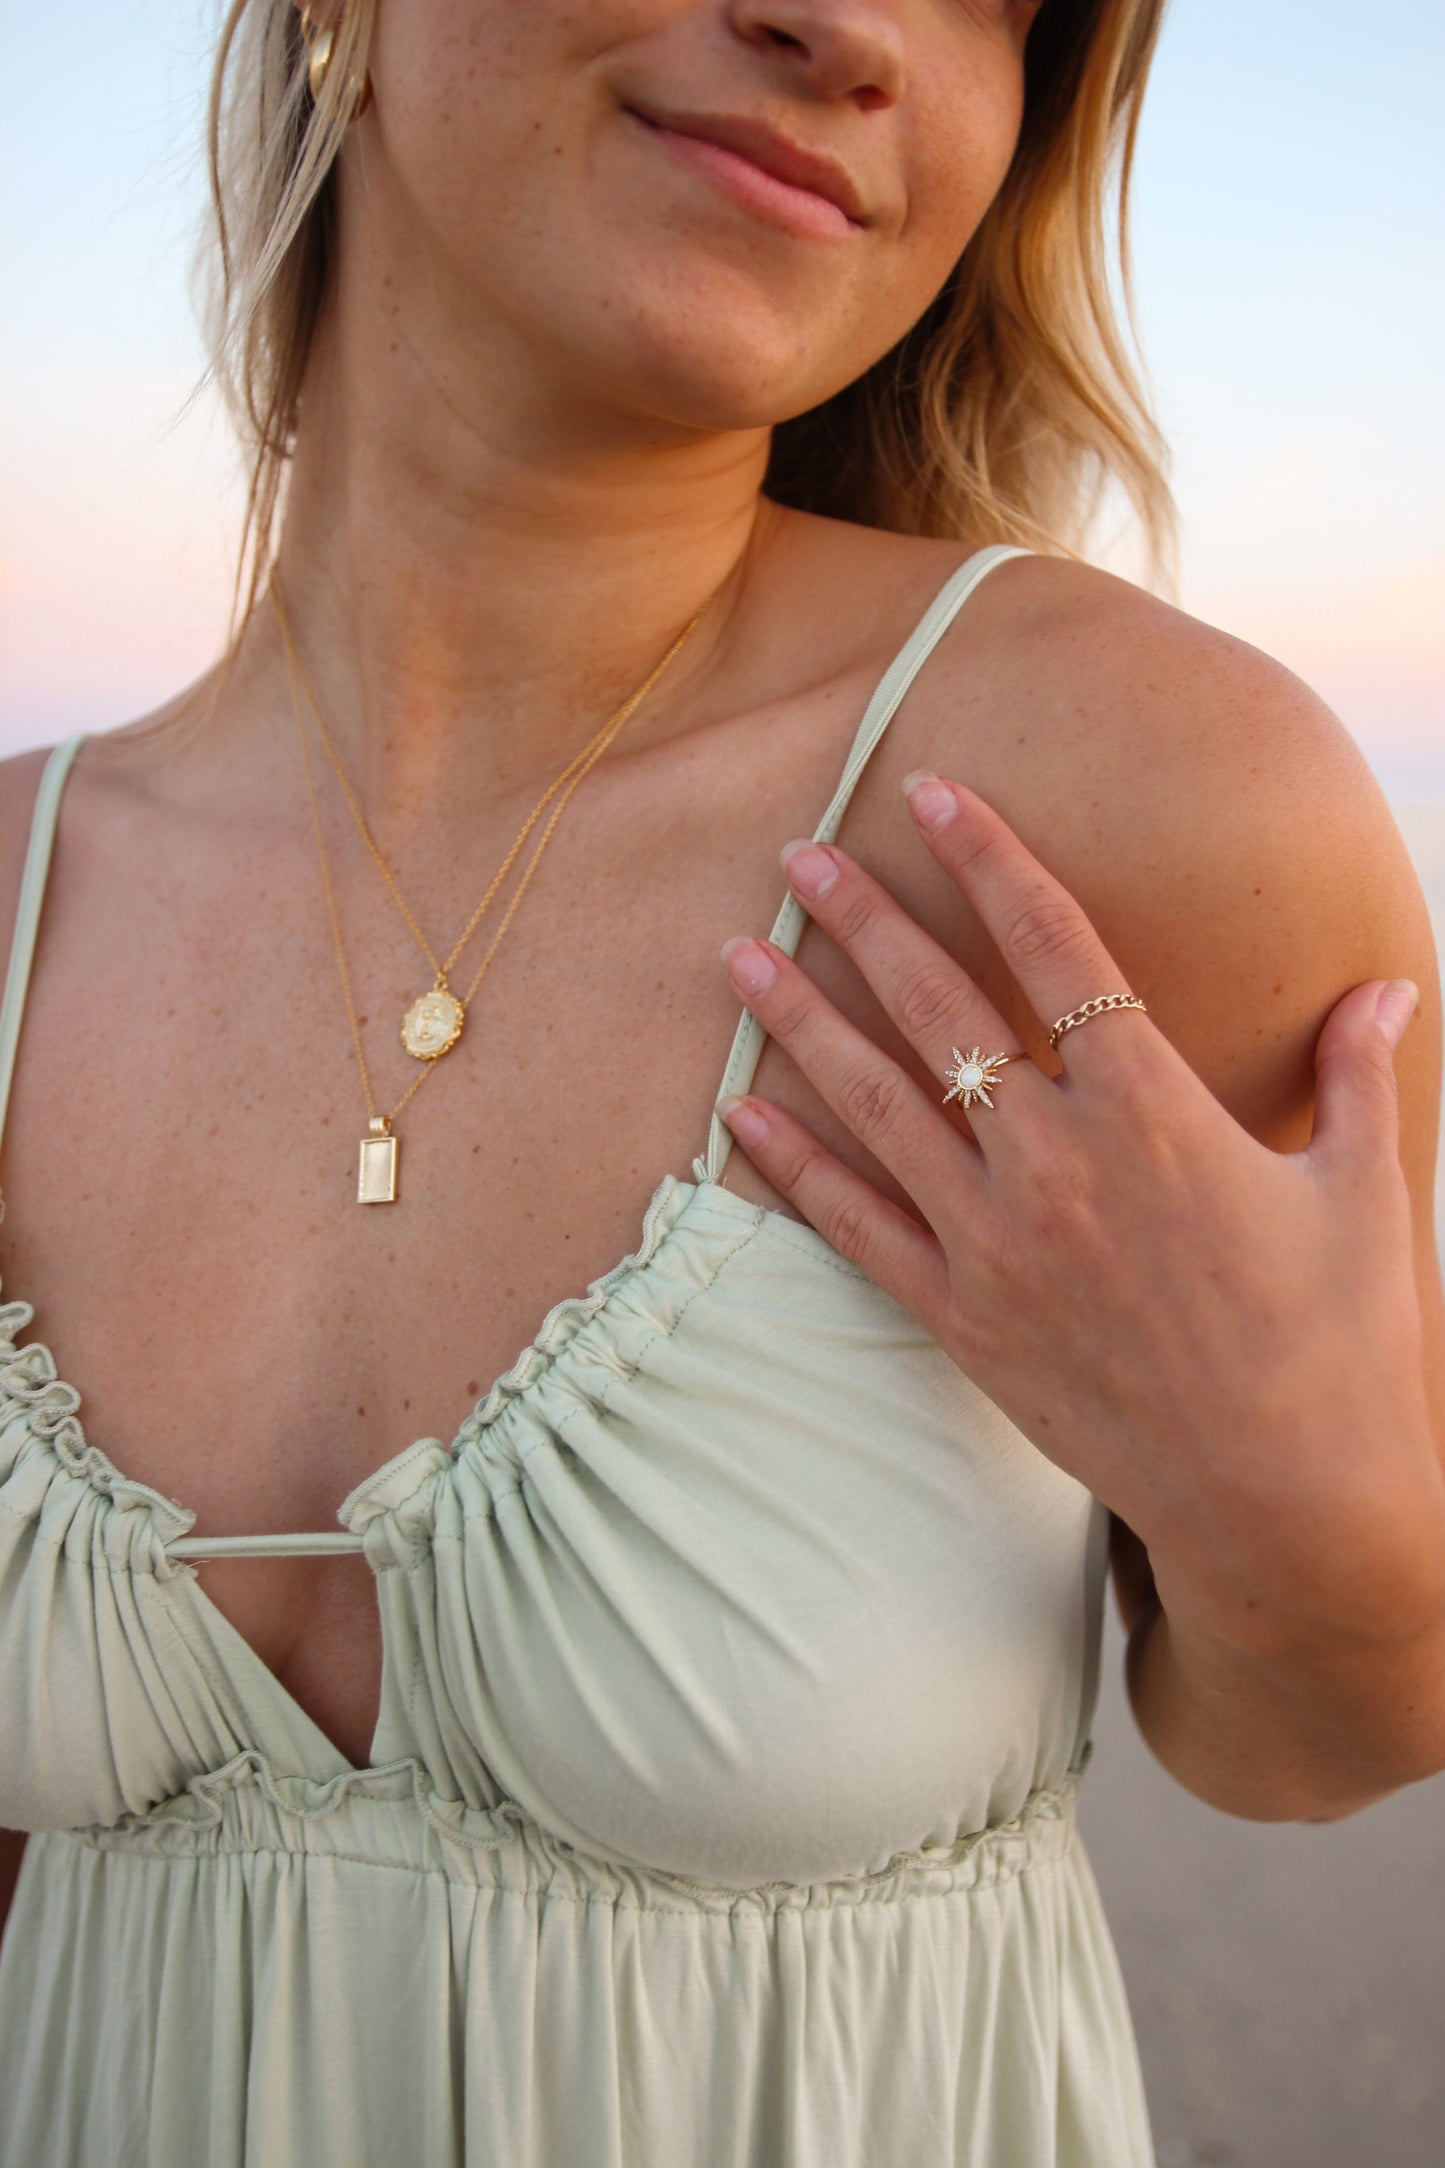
[1307,977,1418,1171]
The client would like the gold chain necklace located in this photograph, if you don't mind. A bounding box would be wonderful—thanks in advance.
[271,578,658,1064]
[276,586,714,1203]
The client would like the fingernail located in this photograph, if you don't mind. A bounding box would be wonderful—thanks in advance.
[717,1094,770,1146]
[902,771,956,834]
[779,838,837,899]
[721,936,777,995]
[1376,978,1419,1046]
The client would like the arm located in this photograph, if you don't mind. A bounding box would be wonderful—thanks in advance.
[0,757,48,1933]
[1076,600,1445,1818]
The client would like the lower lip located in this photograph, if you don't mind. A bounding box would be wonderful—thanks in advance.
[626,112,857,242]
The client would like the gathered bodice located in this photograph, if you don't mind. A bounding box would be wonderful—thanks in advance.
[0,1156,1106,1887]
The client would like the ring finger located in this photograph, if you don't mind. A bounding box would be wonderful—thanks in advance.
[772,836,1049,1148]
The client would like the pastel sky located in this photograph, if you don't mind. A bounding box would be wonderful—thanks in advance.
[2,0,1442,800]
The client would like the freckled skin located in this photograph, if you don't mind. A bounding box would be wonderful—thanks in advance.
[17,0,1434,1807]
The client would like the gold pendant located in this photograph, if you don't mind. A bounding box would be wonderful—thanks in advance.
[358,1117,398,1204]
[401,984,465,1061]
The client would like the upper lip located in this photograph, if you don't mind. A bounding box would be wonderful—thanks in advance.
[627,103,869,227]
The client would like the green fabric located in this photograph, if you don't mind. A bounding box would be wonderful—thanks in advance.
[0,546,1155,2164]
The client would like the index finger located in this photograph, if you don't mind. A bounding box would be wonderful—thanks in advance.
[900,773,1147,1065]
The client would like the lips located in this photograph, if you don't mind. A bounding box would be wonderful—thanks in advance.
[625,102,869,229]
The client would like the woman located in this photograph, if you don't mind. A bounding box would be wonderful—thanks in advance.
[1,1,1441,2161]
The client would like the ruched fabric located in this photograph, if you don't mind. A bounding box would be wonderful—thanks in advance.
[0,547,1156,2166]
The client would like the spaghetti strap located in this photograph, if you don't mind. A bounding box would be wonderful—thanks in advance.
[0,735,88,1187]
[692,543,1032,1188]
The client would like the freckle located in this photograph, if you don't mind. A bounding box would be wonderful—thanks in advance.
[1273,984,1283,994]
[357,1406,365,1417]
[466,1380,480,1396]
[403,1398,411,1411]
[389,341,398,353]
[1254,887,1262,896]
[357,1015,369,1028]
[472,1142,480,1153]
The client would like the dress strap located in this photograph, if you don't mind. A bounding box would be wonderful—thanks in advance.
[0,736,88,1187]
[692,543,1032,1187]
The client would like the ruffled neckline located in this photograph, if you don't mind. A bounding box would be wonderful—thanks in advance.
[0,1171,866,1554]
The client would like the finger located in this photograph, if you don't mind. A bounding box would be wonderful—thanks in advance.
[719,934,981,1215]
[902,774,1149,1074]
[1307,977,1412,1179]
[714,1089,950,1313]
[776,835,1049,1149]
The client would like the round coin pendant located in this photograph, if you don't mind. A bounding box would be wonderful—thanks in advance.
[401,987,465,1061]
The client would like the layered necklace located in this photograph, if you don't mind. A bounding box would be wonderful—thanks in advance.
[270,579,714,1203]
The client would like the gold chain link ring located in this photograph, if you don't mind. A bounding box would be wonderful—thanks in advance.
[1047,992,1148,1051]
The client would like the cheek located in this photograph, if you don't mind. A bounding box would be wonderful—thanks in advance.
[900,61,1025,293]
[367,0,605,224]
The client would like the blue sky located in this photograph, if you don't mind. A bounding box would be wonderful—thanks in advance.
[2,0,1442,796]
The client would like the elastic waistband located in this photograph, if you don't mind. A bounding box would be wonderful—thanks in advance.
[62,1757,1083,1918]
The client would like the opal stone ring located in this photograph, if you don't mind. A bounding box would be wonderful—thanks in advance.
[941,1046,1016,1111]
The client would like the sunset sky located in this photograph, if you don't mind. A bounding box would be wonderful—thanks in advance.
[2,0,1442,800]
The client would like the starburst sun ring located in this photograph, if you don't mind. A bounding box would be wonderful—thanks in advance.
[942,1045,1013,1110]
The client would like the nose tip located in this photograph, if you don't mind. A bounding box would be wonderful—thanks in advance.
[732,0,907,109]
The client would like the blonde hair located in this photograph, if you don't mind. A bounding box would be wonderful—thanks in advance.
[767,0,1177,586]
[198,0,1176,658]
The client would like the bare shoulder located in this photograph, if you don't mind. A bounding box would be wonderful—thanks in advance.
[929,547,1444,1451]
[917,550,1438,1158]
[943,546,1374,809]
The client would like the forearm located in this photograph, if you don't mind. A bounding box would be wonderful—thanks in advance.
[1125,1592,1445,1821]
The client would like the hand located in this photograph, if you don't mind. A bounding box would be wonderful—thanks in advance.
[716,770,1445,1657]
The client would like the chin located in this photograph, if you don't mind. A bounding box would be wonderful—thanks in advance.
[571,263,867,437]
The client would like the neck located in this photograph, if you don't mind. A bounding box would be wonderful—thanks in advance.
[249,288,781,830]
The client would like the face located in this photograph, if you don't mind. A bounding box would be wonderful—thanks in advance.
[346,0,1045,436]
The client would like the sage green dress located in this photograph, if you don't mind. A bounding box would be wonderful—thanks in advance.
[0,544,1156,2165]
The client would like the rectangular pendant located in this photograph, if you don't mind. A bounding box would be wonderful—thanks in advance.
[357,1130,398,1205]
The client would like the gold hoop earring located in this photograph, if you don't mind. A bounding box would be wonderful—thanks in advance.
[299,8,372,121]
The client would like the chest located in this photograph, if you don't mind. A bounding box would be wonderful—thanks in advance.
[0,721,1030,1763]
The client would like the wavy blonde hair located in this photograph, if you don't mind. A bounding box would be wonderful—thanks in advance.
[196,0,1176,664]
